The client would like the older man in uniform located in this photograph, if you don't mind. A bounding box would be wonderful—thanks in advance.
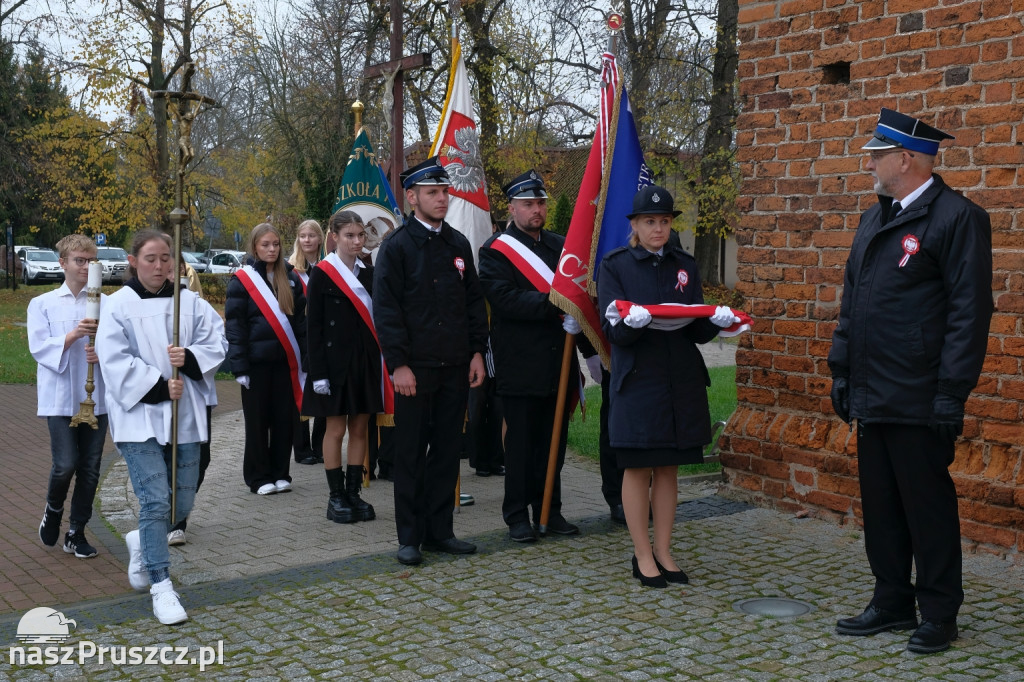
[829,108,993,654]
[479,170,591,543]
[373,156,489,566]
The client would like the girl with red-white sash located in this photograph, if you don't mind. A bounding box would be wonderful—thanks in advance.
[287,219,326,466]
[225,223,307,496]
[302,210,387,524]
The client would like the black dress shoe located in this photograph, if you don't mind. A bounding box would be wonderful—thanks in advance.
[422,537,477,554]
[295,449,318,465]
[907,620,958,654]
[397,544,422,565]
[509,522,537,543]
[836,605,918,636]
[537,515,580,536]
[632,555,667,588]
[609,504,626,525]
[475,468,491,477]
[654,557,689,584]
[491,465,505,476]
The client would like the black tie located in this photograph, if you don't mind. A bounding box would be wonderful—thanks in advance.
[887,201,902,223]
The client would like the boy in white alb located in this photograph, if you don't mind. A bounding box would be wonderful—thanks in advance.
[28,234,107,558]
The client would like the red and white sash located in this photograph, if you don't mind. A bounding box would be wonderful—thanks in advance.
[235,266,307,410]
[296,270,310,295]
[489,233,554,293]
[607,300,753,338]
[490,233,586,416]
[316,254,395,420]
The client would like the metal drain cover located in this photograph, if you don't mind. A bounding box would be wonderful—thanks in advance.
[734,597,814,617]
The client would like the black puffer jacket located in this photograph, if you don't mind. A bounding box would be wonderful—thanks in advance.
[372,216,488,370]
[225,260,307,375]
[828,174,993,424]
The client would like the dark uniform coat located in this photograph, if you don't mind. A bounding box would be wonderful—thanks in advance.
[478,226,588,396]
[598,243,719,453]
[828,174,993,422]
[225,260,307,374]
[372,216,488,371]
[301,262,381,417]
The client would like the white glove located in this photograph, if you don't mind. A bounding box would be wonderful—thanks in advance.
[585,355,603,383]
[562,315,582,335]
[623,305,652,329]
[235,375,250,389]
[313,379,331,395]
[709,305,738,328]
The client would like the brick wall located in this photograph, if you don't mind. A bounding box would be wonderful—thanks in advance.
[724,0,1024,558]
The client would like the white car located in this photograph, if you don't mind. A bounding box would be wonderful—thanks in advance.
[206,250,246,273]
[96,246,130,283]
[19,249,65,285]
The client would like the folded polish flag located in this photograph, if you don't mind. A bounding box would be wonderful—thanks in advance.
[607,300,753,338]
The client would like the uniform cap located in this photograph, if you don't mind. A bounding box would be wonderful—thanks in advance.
[400,156,452,189]
[502,170,548,200]
[861,108,954,155]
[625,185,681,219]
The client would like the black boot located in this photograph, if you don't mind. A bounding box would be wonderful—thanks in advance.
[325,468,355,524]
[346,465,376,522]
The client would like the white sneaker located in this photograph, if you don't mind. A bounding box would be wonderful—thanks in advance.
[256,483,278,495]
[125,530,149,592]
[150,579,188,625]
[167,529,186,546]
[274,479,291,493]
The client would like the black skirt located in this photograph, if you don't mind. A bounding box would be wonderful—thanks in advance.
[616,445,704,470]
[301,351,383,418]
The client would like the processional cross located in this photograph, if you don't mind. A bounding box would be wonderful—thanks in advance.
[363,0,432,201]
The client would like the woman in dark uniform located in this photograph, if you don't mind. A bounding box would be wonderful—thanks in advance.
[302,210,382,524]
[598,186,738,588]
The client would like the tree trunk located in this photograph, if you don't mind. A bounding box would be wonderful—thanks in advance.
[694,0,738,286]
[150,0,170,230]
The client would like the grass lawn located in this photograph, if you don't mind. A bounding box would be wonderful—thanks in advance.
[0,283,232,384]
[568,365,737,476]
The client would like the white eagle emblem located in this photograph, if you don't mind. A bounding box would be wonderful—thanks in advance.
[443,126,486,194]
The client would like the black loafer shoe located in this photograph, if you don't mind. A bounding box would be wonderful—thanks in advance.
[609,504,626,525]
[538,515,580,536]
[475,468,491,477]
[491,465,505,476]
[509,522,538,543]
[422,537,477,554]
[907,620,958,654]
[836,605,918,636]
[396,544,422,565]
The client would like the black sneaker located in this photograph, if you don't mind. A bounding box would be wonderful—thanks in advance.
[63,530,98,558]
[39,506,63,547]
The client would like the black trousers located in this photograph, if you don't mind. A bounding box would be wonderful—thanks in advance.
[501,394,569,526]
[598,370,623,507]
[465,376,504,472]
[392,365,468,546]
[857,422,962,621]
[241,363,294,492]
[293,414,326,459]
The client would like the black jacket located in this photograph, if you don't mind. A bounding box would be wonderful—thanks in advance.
[305,262,378,386]
[225,261,307,375]
[598,243,720,450]
[828,174,993,424]
[372,215,488,370]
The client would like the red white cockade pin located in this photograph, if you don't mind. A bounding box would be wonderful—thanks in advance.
[675,269,689,292]
[898,234,919,268]
[454,256,466,279]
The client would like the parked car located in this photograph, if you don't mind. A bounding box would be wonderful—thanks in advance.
[206,250,247,273]
[19,249,65,285]
[182,251,208,273]
[201,248,230,266]
[96,246,130,283]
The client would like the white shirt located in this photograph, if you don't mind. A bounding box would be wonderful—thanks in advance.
[96,287,227,445]
[27,283,107,417]
[896,176,934,212]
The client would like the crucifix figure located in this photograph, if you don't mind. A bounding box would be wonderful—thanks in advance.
[364,0,432,201]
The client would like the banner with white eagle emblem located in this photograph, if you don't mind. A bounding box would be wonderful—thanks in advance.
[430,36,491,262]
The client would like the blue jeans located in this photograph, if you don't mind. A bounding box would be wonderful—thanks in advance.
[46,415,108,529]
[118,439,199,584]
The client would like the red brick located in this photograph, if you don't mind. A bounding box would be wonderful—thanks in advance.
[926,2,983,29]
